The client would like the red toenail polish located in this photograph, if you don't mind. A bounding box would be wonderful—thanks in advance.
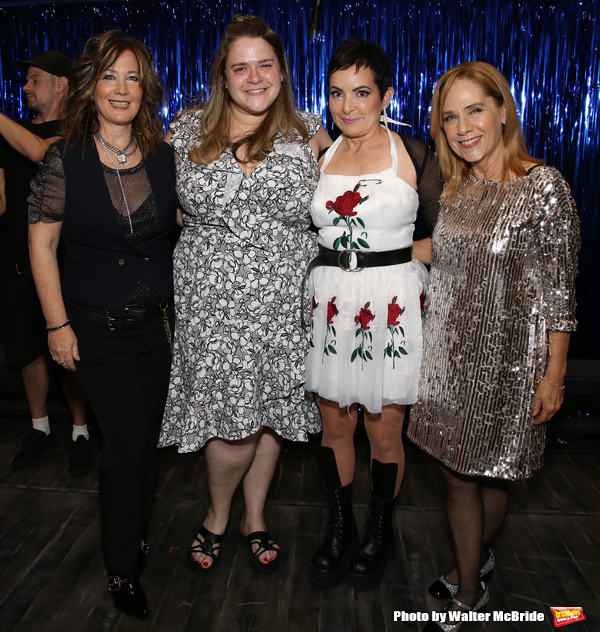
[202,562,209,568]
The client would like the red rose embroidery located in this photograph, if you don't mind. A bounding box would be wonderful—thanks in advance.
[355,302,374,330]
[385,296,408,365]
[419,291,425,314]
[327,183,370,251]
[352,301,375,365]
[327,297,338,324]
[387,297,405,326]
[323,297,338,358]
[326,183,369,218]
[327,191,362,217]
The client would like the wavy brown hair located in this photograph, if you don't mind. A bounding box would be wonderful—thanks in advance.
[188,14,308,166]
[430,61,543,197]
[61,30,164,156]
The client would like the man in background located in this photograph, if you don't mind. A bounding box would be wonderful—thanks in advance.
[0,51,92,476]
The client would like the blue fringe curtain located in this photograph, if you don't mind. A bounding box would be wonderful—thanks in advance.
[1,0,598,358]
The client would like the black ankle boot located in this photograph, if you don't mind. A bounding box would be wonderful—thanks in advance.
[345,459,397,590]
[309,447,358,587]
[108,573,148,619]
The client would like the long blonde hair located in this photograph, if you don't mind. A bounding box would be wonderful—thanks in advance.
[430,61,543,197]
[188,14,308,166]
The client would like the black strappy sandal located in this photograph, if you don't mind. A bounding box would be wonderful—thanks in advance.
[188,525,224,573]
[239,531,280,573]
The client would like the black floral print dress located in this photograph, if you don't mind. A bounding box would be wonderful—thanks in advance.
[159,111,322,451]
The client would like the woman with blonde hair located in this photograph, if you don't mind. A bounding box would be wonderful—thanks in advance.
[159,15,330,574]
[408,62,580,629]
[29,30,177,619]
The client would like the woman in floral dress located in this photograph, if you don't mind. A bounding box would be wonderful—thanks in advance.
[305,39,441,590]
[159,15,330,574]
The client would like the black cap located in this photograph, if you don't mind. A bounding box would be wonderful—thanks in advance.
[14,51,74,79]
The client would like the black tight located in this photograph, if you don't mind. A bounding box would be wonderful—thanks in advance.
[440,465,509,605]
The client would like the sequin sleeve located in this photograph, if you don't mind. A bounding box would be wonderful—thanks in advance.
[27,144,65,224]
[532,166,581,331]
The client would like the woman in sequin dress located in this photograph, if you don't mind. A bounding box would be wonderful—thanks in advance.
[407,62,580,628]
[158,16,330,575]
[305,40,441,590]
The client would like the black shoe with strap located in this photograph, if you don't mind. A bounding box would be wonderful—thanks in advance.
[239,531,280,573]
[188,525,223,573]
[428,549,495,599]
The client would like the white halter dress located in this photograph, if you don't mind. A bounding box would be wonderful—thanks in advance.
[305,129,428,414]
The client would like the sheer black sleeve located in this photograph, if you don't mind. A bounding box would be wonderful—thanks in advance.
[28,144,66,224]
[400,135,443,240]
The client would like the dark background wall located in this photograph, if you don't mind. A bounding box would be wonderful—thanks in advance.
[1,0,598,357]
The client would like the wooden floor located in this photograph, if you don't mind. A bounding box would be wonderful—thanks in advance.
[0,394,599,632]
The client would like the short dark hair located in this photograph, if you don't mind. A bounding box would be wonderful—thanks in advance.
[327,39,393,98]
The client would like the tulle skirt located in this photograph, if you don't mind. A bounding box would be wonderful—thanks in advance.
[305,260,428,414]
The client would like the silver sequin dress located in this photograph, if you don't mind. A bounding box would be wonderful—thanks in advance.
[159,110,322,452]
[407,166,580,480]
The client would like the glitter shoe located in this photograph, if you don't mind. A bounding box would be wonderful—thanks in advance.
[428,549,495,600]
[424,582,489,632]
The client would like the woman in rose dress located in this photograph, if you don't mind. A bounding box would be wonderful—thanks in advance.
[305,39,441,590]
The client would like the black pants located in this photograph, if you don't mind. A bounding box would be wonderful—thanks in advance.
[68,303,173,574]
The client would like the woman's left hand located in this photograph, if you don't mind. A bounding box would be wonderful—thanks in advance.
[532,378,564,425]
[532,332,570,425]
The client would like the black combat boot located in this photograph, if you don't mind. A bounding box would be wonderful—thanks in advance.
[345,459,397,590]
[309,446,359,587]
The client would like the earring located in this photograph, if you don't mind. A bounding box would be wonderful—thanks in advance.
[382,108,390,129]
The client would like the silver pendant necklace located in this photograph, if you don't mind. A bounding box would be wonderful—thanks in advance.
[98,141,134,235]
[94,132,137,166]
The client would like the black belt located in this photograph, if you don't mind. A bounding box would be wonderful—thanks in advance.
[307,245,412,275]
[66,297,171,331]
[301,246,412,328]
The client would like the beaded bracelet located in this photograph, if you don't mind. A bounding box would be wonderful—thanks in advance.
[540,376,565,391]
[46,320,70,332]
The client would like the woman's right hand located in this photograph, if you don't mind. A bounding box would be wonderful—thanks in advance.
[48,326,80,372]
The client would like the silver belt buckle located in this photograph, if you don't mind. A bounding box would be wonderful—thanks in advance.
[337,249,365,272]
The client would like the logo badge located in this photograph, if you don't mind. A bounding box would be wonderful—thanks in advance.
[551,607,586,627]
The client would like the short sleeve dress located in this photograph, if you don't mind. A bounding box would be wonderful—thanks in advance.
[407,167,580,480]
[305,129,435,414]
[159,110,322,452]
